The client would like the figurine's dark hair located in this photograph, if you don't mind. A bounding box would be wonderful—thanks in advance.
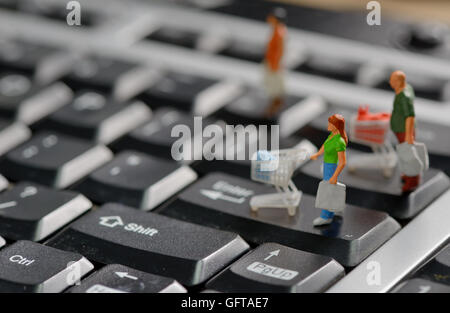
[270,7,287,24]
[328,114,348,145]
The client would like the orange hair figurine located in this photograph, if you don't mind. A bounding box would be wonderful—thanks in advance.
[310,114,348,226]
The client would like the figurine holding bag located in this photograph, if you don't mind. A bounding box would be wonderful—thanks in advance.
[310,114,348,226]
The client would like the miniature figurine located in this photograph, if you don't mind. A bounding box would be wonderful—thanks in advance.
[263,7,287,118]
[389,70,428,192]
[310,114,348,226]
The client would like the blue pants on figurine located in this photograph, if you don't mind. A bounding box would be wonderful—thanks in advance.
[320,162,338,220]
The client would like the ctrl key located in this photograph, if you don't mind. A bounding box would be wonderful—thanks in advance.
[0,241,93,293]
[206,243,344,293]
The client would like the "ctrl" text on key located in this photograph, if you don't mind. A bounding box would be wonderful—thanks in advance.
[9,255,35,266]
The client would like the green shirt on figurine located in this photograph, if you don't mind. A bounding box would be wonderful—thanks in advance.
[390,84,415,133]
[323,133,346,164]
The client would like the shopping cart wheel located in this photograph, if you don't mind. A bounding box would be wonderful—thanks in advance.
[287,206,296,216]
[383,167,393,178]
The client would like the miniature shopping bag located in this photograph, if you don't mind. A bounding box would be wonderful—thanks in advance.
[315,180,346,212]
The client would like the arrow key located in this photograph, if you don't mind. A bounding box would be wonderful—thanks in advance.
[206,243,344,293]
[68,264,187,293]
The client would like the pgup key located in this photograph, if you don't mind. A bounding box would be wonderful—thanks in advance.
[47,203,249,286]
[68,264,187,293]
[0,241,93,293]
[206,243,344,293]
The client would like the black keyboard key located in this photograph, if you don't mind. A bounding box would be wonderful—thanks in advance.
[0,119,31,156]
[0,73,72,124]
[147,27,199,48]
[0,182,92,241]
[47,203,249,286]
[114,108,224,161]
[206,243,344,293]
[68,264,187,293]
[295,54,361,82]
[0,72,39,116]
[139,71,220,113]
[294,148,450,219]
[77,151,197,210]
[0,241,93,293]
[0,132,113,188]
[218,39,265,63]
[393,278,450,293]
[416,244,450,285]
[0,174,7,192]
[160,172,400,267]
[41,90,151,144]
[217,87,325,136]
[63,55,138,93]
[0,39,60,76]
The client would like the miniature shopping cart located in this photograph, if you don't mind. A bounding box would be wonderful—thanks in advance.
[250,148,309,216]
[348,106,397,177]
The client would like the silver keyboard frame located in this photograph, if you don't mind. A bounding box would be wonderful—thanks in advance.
[0,0,449,292]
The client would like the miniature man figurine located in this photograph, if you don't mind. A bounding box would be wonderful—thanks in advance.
[310,114,348,226]
[263,7,287,118]
[389,70,420,192]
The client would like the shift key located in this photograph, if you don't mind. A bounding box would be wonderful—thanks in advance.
[46,203,249,286]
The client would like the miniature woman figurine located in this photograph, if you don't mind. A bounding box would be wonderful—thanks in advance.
[310,114,348,226]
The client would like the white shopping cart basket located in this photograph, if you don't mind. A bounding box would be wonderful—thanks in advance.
[250,148,309,216]
[348,108,397,177]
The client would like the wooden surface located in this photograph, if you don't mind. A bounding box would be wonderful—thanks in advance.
[276,0,450,24]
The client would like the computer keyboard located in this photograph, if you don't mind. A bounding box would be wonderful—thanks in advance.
[0,0,448,294]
